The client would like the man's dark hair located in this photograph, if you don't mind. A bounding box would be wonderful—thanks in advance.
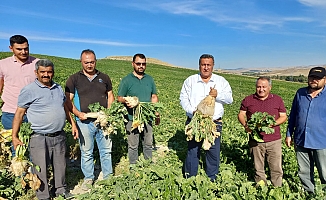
[199,54,214,65]
[80,49,96,60]
[133,53,146,62]
[10,35,28,46]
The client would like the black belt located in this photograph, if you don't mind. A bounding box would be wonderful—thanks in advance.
[213,118,222,122]
[187,117,221,122]
[32,131,63,137]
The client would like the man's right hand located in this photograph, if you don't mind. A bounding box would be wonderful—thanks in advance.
[244,126,252,133]
[12,137,24,150]
[285,136,292,147]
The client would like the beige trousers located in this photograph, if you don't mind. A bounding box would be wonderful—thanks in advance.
[249,139,283,186]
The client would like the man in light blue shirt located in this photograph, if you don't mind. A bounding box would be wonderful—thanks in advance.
[286,66,326,194]
[12,59,78,200]
[180,54,233,181]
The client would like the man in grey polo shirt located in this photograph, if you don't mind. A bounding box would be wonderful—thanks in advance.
[12,59,78,200]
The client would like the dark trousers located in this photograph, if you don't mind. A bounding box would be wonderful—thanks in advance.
[29,132,67,199]
[126,121,153,164]
[184,120,222,181]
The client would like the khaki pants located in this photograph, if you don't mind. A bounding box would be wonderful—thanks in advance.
[249,139,283,186]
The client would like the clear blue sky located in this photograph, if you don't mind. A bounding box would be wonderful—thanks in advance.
[1,0,325,69]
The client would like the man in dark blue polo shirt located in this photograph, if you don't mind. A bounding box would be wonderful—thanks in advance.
[117,53,159,165]
[65,49,115,190]
[286,67,326,194]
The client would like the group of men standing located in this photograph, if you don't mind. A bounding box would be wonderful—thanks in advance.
[0,34,325,199]
[0,35,158,200]
[237,68,326,195]
[179,54,326,196]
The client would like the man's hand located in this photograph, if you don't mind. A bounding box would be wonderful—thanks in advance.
[124,96,139,108]
[125,101,135,108]
[12,137,24,150]
[71,125,79,139]
[285,136,292,147]
[244,126,252,133]
[155,112,160,125]
[77,111,87,120]
[209,87,217,98]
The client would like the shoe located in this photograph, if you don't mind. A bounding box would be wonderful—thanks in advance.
[255,180,266,188]
[81,179,93,191]
[56,191,74,199]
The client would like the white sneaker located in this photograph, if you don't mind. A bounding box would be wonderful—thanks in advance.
[81,179,93,191]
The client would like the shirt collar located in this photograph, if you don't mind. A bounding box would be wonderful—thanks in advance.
[253,93,273,100]
[196,73,214,83]
[306,86,326,96]
[79,69,100,76]
[11,55,33,64]
[35,79,57,89]
[131,72,147,79]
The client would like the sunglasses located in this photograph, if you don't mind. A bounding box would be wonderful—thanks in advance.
[134,62,146,66]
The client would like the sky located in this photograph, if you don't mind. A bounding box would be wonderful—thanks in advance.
[1,0,326,70]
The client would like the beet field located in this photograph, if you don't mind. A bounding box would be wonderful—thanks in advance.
[0,52,325,199]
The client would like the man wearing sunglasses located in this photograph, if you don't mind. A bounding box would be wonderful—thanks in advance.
[118,53,159,166]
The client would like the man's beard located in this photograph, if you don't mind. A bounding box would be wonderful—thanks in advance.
[308,84,323,90]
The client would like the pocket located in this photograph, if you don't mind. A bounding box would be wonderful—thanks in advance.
[30,136,46,149]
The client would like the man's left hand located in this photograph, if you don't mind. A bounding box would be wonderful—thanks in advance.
[209,87,217,98]
[155,112,160,125]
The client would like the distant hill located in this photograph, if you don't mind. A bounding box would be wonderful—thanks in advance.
[221,65,326,77]
[104,56,181,68]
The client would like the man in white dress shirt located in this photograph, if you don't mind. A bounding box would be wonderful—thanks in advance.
[179,54,233,181]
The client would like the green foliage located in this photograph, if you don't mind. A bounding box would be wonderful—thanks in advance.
[0,168,33,199]
[16,122,33,159]
[88,101,128,134]
[185,112,219,150]
[77,152,219,200]
[246,112,276,142]
[132,102,164,132]
[1,52,325,199]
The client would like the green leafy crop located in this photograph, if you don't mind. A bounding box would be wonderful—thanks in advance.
[88,101,128,135]
[132,102,164,132]
[246,112,276,142]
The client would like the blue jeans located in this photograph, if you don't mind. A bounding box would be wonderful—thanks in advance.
[184,120,222,181]
[295,145,326,192]
[1,112,28,157]
[77,120,112,180]
[1,112,28,129]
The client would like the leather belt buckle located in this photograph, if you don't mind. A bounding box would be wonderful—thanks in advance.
[33,131,63,137]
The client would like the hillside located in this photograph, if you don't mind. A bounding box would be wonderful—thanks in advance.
[104,55,181,68]
[221,65,326,77]
[1,52,324,199]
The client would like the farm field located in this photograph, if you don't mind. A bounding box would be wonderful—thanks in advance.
[0,52,325,199]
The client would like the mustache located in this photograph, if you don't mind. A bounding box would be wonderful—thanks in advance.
[41,76,50,79]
